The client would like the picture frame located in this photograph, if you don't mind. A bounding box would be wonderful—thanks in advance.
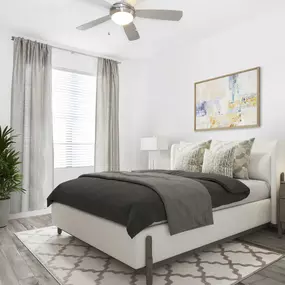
[194,67,260,131]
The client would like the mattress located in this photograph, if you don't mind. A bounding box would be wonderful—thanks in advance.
[214,179,270,211]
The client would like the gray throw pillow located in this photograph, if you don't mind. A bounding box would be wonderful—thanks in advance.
[174,140,211,172]
[202,147,236,178]
[210,138,255,179]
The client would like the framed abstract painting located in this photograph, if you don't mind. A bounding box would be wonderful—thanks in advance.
[194,67,260,131]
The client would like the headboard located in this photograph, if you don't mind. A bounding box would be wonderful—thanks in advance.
[171,140,285,224]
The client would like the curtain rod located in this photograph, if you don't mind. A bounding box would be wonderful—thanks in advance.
[11,36,121,64]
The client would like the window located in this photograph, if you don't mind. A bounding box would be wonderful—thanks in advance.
[52,69,96,168]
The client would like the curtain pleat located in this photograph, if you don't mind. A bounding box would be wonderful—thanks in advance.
[95,58,120,172]
[10,38,53,213]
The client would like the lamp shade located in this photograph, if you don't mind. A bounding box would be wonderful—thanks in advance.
[140,137,168,151]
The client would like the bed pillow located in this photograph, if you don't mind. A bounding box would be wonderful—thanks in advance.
[248,153,271,184]
[210,138,255,179]
[202,147,236,178]
[173,140,211,172]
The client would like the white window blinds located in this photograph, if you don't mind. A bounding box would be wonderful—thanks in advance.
[52,69,96,168]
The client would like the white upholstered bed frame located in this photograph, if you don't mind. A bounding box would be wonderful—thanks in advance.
[52,140,284,284]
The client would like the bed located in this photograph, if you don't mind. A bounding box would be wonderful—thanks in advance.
[51,140,283,285]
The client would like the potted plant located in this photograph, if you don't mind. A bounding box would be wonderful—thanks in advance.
[0,126,25,228]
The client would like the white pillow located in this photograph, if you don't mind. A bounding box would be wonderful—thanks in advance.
[248,153,271,184]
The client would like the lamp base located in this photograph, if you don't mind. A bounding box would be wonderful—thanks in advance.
[148,151,160,170]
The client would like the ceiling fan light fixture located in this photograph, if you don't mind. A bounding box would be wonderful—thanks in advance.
[111,11,133,26]
[110,2,135,26]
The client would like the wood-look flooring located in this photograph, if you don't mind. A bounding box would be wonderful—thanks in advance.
[0,215,57,285]
[0,216,285,285]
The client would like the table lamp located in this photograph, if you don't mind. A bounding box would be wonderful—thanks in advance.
[140,137,168,169]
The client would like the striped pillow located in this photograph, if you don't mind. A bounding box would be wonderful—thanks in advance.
[210,138,255,179]
[202,147,236,178]
[174,140,211,172]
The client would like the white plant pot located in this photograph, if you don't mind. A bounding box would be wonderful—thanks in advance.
[0,198,10,228]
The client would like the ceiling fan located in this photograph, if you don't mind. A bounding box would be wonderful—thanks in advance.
[76,0,183,41]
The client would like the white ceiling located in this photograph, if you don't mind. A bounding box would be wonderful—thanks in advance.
[0,0,279,60]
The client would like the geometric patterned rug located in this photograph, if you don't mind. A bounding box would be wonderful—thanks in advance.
[15,226,283,285]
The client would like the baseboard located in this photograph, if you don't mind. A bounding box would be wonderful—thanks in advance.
[9,207,51,220]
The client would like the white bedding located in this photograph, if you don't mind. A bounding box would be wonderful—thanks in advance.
[214,179,270,211]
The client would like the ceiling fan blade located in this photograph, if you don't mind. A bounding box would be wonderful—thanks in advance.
[124,22,140,41]
[136,10,183,21]
[77,15,111,30]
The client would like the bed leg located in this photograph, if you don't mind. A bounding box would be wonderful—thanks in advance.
[145,235,153,285]
[57,228,62,235]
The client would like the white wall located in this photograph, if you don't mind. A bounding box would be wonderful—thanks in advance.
[136,8,285,168]
[119,59,150,170]
[52,49,97,75]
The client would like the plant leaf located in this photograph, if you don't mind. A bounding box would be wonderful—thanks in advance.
[0,126,23,199]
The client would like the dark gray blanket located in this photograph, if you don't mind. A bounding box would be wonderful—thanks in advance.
[89,172,213,235]
[47,170,250,238]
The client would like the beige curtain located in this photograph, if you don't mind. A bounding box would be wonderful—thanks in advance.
[10,38,53,213]
[95,58,120,172]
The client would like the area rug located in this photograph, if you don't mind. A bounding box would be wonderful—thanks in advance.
[16,226,283,285]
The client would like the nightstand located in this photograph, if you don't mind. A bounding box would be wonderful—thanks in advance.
[278,173,285,238]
